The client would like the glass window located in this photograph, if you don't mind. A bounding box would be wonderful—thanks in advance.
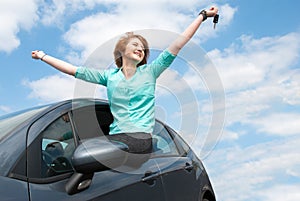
[40,113,75,178]
[152,122,179,156]
[167,126,191,156]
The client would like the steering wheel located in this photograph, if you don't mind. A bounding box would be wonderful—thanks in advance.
[42,150,73,177]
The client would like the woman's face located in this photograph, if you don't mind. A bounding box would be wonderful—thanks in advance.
[123,38,145,65]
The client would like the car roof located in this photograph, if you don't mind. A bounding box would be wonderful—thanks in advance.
[0,99,109,141]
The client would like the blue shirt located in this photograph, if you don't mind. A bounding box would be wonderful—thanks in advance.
[75,49,176,134]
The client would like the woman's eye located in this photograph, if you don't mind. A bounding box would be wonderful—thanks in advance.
[131,43,144,50]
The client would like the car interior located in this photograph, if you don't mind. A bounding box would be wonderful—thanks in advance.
[40,104,178,178]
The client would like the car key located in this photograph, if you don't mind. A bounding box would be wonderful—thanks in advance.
[213,14,219,29]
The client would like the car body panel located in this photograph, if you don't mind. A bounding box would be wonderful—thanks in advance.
[155,157,199,200]
[0,176,29,200]
[29,159,166,201]
[0,99,215,201]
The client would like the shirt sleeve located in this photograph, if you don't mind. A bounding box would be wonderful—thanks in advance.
[149,49,177,78]
[75,67,108,86]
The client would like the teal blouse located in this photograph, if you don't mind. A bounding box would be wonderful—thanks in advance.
[75,49,176,134]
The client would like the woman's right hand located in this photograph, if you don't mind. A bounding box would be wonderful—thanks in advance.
[31,50,77,76]
[31,50,46,60]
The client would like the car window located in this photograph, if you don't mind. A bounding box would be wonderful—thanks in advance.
[71,106,113,139]
[40,113,75,178]
[152,121,179,156]
[166,126,191,156]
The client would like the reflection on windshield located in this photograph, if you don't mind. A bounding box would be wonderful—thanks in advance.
[0,105,49,140]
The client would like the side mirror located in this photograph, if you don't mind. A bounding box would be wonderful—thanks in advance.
[66,137,129,195]
[72,137,129,174]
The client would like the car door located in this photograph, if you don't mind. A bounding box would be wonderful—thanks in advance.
[26,104,167,201]
[152,122,202,201]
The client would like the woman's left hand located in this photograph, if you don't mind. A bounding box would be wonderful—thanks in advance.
[206,6,218,17]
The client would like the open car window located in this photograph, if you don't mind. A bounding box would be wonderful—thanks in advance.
[71,105,113,140]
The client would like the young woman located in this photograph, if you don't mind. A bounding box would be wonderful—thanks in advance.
[32,6,218,154]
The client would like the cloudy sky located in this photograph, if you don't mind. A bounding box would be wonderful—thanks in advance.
[1,0,300,200]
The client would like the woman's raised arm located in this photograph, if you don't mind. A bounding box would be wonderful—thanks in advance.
[31,50,77,76]
[167,6,218,56]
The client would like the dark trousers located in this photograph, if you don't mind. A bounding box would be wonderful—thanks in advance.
[106,132,153,168]
[106,132,153,154]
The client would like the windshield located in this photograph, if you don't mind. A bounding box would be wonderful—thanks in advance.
[0,105,49,140]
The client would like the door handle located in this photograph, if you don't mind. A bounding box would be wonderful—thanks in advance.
[184,162,194,172]
[142,171,159,181]
[142,171,159,186]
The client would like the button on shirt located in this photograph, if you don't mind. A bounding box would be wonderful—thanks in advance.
[75,49,176,134]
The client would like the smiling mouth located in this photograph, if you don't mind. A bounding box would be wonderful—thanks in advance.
[134,52,142,58]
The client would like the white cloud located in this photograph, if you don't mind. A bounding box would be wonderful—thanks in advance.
[40,0,206,27]
[40,0,117,26]
[0,105,12,114]
[156,69,192,96]
[61,1,236,61]
[280,72,300,105]
[22,73,107,103]
[0,0,235,60]
[204,136,300,201]
[0,0,39,53]
[153,33,300,148]
[249,113,300,136]
[189,32,300,200]
[207,33,300,129]
[259,185,300,201]
[2,0,236,54]
[156,34,300,157]
[208,33,300,91]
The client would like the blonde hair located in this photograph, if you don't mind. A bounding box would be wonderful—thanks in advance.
[113,32,149,68]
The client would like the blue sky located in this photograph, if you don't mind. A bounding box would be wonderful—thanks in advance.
[1,0,300,200]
